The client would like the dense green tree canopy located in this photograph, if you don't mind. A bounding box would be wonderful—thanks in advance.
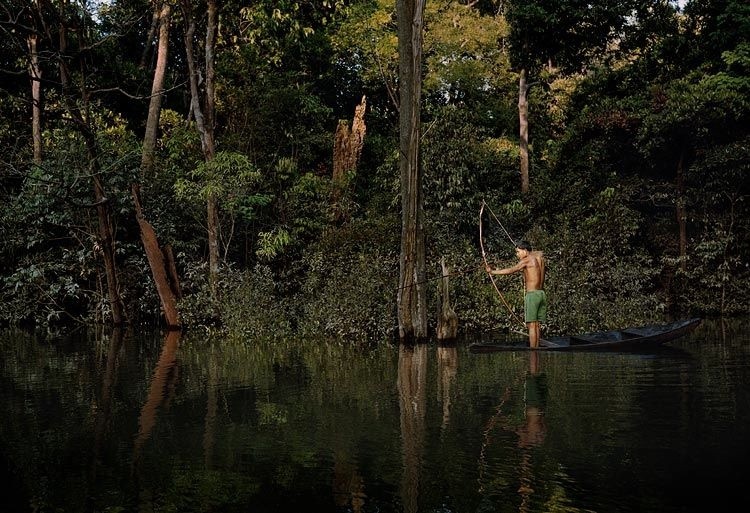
[0,0,747,338]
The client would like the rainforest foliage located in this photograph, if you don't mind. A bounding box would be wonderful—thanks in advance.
[0,0,748,341]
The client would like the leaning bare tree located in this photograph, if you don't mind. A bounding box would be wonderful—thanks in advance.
[396,0,428,341]
[135,0,181,328]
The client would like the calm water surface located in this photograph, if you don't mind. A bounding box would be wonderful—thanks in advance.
[1,319,749,513]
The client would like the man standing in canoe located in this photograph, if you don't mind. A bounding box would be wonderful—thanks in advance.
[485,240,546,348]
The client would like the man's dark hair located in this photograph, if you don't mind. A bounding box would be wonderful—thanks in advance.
[515,240,532,251]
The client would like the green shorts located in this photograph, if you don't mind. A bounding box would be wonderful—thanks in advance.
[524,290,547,323]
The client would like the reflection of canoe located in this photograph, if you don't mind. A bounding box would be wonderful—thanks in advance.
[469,318,701,353]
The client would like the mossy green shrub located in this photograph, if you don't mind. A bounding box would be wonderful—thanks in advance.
[180,262,293,340]
[220,265,295,340]
[297,216,400,343]
[531,186,664,335]
[0,114,142,327]
[672,139,750,316]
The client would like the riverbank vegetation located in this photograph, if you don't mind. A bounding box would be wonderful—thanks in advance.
[1,0,748,341]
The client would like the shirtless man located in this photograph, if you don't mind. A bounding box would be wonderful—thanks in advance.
[485,240,547,348]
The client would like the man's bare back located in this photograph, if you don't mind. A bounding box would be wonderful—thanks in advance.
[522,251,545,291]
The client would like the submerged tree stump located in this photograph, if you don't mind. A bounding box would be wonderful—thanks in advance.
[437,257,458,340]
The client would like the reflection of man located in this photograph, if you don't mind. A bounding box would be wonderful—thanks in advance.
[518,352,547,448]
[517,352,547,512]
[333,453,366,513]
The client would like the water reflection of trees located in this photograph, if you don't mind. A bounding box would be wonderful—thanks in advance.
[437,343,458,430]
[398,343,427,513]
[91,328,124,483]
[133,330,181,466]
[203,346,219,468]
[3,321,739,513]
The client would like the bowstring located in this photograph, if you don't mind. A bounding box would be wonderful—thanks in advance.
[483,200,516,247]
[479,201,526,329]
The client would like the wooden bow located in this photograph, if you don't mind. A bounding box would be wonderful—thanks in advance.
[479,201,526,328]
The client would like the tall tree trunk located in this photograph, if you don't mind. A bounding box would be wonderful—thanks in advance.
[519,68,530,194]
[676,147,687,273]
[183,0,220,312]
[396,0,428,342]
[204,0,220,308]
[28,32,42,164]
[140,0,162,69]
[88,136,127,326]
[57,2,126,325]
[135,1,181,328]
[140,1,170,174]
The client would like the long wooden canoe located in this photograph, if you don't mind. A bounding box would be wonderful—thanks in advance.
[469,318,701,353]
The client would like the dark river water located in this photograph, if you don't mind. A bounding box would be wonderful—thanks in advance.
[1,318,749,513]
